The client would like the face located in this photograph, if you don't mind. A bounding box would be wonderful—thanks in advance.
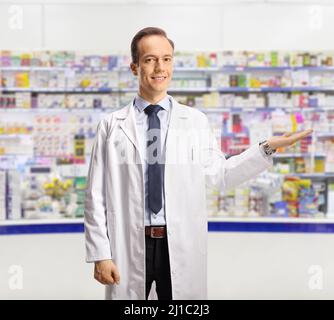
[130,35,174,98]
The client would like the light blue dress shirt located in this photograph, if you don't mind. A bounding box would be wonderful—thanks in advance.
[133,94,172,226]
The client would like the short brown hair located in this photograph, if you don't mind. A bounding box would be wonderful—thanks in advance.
[131,27,174,64]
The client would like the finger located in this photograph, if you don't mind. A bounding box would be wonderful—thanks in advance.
[113,269,121,284]
[291,129,313,142]
[95,270,112,285]
[100,275,113,285]
[95,274,108,285]
[103,278,114,285]
[104,273,115,285]
[100,279,109,285]
[283,132,293,137]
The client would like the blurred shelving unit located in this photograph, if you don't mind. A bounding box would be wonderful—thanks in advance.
[1,50,334,232]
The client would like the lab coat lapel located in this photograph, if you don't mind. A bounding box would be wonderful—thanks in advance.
[115,101,141,156]
[165,97,189,164]
[169,97,189,125]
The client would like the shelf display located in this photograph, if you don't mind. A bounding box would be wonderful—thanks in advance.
[21,168,86,220]
[0,170,5,220]
[207,173,327,219]
[1,49,334,222]
[172,51,334,68]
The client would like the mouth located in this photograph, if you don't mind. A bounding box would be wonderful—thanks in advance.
[151,76,167,82]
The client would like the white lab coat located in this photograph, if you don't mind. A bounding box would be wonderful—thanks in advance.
[84,97,273,300]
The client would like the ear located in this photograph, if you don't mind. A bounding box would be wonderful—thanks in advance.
[130,62,138,76]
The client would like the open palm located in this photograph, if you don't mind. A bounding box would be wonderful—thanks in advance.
[267,129,313,150]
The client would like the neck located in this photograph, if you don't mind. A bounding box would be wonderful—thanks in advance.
[138,87,167,104]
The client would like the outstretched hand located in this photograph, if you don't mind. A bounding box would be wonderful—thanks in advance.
[267,129,313,150]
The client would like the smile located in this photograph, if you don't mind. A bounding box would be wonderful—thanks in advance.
[151,76,167,80]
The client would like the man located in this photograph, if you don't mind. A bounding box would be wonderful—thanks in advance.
[84,27,313,300]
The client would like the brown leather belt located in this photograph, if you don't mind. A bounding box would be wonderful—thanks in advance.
[145,226,167,238]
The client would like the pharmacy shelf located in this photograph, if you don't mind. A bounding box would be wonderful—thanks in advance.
[6,217,334,226]
[0,218,84,235]
[317,132,334,137]
[0,106,329,111]
[2,216,334,235]
[2,66,334,73]
[82,66,334,73]
[0,152,334,165]
[0,66,68,72]
[207,216,334,233]
[177,66,334,72]
[0,218,83,225]
[273,153,326,158]
[0,87,114,93]
[0,134,32,139]
[0,87,179,93]
[118,66,291,72]
[215,87,334,93]
[3,86,334,93]
[0,87,136,93]
[198,107,334,113]
[280,173,334,178]
[123,66,334,72]
[0,107,111,113]
[207,216,334,223]
[220,66,334,72]
[1,57,333,228]
[1,106,334,113]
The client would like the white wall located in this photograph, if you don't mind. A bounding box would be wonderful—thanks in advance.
[1,231,333,299]
[209,232,334,299]
[1,1,334,52]
[0,233,103,299]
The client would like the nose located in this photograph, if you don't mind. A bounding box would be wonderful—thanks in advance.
[154,58,165,72]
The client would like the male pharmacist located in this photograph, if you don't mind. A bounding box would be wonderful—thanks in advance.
[84,27,313,300]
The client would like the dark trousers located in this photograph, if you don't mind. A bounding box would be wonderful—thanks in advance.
[145,235,173,300]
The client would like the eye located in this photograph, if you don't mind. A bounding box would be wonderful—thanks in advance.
[164,57,172,62]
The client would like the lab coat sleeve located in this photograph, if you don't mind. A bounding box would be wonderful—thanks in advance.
[84,119,112,263]
[201,116,273,191]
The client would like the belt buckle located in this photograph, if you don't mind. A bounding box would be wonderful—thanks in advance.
[151,227,164,239]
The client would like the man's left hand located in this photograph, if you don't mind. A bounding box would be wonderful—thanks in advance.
[267,129,313,150]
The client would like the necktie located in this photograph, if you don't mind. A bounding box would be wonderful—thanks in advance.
[145,104,163,214]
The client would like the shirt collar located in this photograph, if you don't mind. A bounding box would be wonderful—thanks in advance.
[134,94,171,113]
